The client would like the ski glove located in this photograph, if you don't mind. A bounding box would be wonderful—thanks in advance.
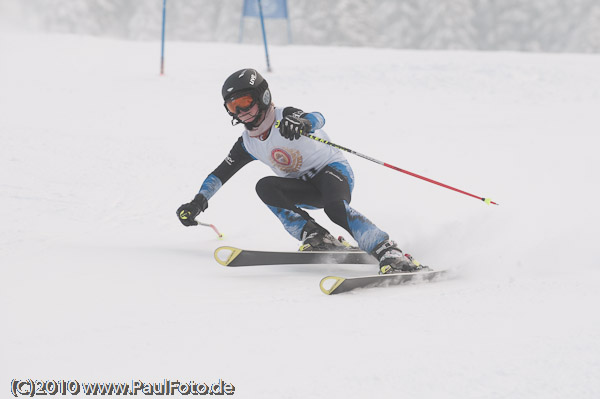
[177,194,208,226]
[279,115,312,141]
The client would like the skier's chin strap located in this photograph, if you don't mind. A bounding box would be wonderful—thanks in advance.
[229,104,275,135]
[230,113,260,130]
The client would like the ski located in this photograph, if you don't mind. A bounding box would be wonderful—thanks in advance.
[214,246,377,267]
[319,269,447,295]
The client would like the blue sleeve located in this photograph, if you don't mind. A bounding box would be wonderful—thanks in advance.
[198,174,222,200]
[304,112,325,132]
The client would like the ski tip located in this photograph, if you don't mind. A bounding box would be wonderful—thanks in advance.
[214,246,242,266]
[319,276,346,295]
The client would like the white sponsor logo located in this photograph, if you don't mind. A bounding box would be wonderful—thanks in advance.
[325,170,343,182]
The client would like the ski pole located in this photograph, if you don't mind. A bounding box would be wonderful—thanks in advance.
[195,219,224,238]
[276,121,498,205]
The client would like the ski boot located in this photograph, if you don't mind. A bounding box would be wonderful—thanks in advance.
[299,223,347,252]
[371,239,426,274]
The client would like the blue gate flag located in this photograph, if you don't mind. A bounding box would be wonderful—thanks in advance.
[160,0,167,75]
[243,0,288,19]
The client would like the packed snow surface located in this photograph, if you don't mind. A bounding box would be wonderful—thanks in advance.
[1,33,599,398]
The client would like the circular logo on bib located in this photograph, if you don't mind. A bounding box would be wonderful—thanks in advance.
[270,148,303,174]
[271,148,292,166]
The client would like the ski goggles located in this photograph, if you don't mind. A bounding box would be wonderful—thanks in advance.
[225,93,256,115]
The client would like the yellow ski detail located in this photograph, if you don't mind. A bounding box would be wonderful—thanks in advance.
[298,243,312,251]
[338,237,353,248]
[319,276,346,295]
[380,265,393,274]
[214,246,243,266]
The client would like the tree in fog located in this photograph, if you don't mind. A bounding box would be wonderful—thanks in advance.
[10,0,600,53]
[417,0,477,49]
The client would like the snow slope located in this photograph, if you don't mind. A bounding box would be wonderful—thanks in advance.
[1,32,599,398]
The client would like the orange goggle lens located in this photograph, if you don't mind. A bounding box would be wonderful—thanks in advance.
[225,94,255,114]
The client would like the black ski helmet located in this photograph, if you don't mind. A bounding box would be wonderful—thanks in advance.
[222,68,271,128]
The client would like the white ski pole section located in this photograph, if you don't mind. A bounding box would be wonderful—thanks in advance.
[195,218,224,238]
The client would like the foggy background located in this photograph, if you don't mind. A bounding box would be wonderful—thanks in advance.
[1,0,600,53]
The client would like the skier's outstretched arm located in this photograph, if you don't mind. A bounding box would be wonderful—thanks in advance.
[177,137,255,226]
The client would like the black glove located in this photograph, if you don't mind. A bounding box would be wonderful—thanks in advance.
[177,194,208,226]
[279,115,312,140]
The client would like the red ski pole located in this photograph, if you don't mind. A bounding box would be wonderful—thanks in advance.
[302,132,498,206]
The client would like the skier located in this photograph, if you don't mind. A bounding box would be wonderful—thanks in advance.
[177,68,422,274]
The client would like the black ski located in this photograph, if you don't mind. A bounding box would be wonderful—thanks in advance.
[214,246,377,267]
[319,269,447,295]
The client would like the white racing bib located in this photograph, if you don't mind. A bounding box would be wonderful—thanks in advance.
[242,107,346,179]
